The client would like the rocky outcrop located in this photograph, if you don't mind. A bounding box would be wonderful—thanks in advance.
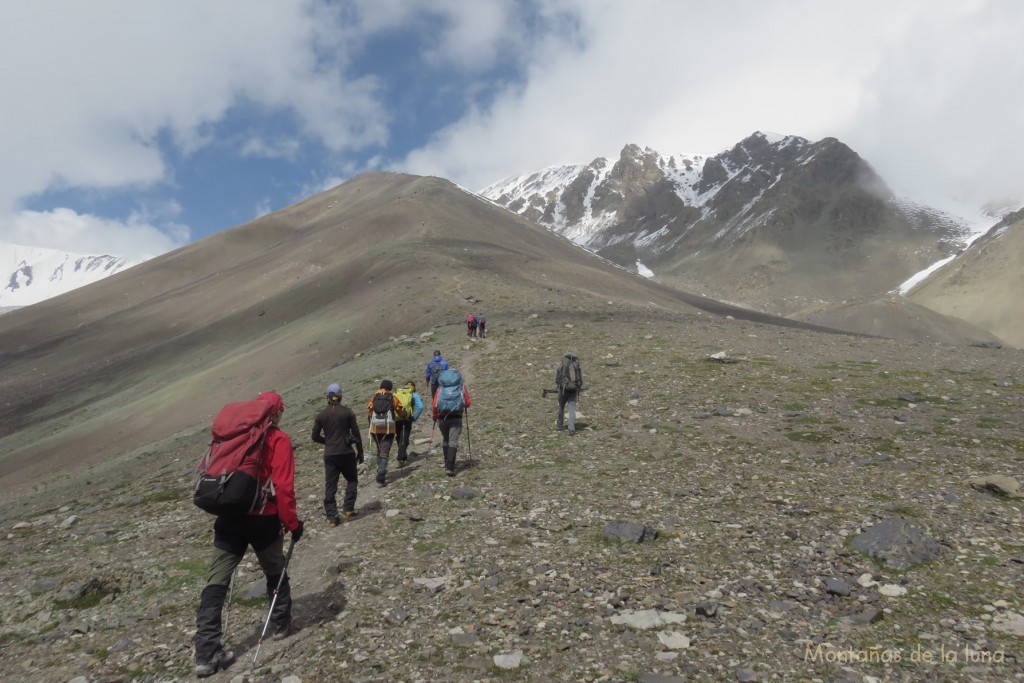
[850,517,942,570]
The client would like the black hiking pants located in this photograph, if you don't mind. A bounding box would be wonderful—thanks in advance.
[395,419,413,462]
[323,453,358,518]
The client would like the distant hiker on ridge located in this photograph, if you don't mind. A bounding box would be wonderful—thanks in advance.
[367,380,403,487]
[193,391,303,678]
[432,364,472,476]
[311,383,364,526]
[425,350,446,398]
[466,312,478,337]
[556,352,583,435]
[477,313,486,338]
[393,380,424,467]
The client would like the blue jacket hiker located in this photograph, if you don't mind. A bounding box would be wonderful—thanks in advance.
[425,350,446,397]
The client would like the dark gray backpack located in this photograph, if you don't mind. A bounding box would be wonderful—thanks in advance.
[562,360,581,393]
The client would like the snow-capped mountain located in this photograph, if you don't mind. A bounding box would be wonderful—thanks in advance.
[481,132,986,316]
[0,242,142,310]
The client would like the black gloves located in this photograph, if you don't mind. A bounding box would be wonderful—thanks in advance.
[291,520,304,543]
[357,451,365,464]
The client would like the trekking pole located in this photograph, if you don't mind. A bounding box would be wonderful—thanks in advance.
[252,537,297,666]
[223,565,237,642]
[429,420,437,455]
[365,423,374,475]
[464,409,472,468]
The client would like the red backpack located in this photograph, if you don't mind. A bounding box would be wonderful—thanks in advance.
[193,400,276,515]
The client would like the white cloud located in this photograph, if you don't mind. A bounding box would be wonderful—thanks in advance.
[0,1,391,252]
[254,198,273,219]
[7,208,184,260]
[4,0,1021,263]
[418,0,519,69]
[240,137,302,161]
[348,0,528,70]
[400,0,1024,212]
[838,1,1024,207]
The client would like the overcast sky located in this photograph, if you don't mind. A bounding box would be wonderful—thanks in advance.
[1,0,1021,259]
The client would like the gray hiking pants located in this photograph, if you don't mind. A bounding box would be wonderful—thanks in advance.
[438,416,463,471]
[557,390,577,432]
[371,432,394,481]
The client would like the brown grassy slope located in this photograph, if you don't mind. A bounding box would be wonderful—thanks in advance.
[792,296,1004,347]
[908,210,1024,348]
[0,172,733,488]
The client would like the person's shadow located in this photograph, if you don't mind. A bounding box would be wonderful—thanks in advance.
[229,577,348,667]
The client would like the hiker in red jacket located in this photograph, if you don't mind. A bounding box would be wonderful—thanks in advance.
[194,391,304,678]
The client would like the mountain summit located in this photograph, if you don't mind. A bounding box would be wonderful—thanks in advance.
[482,132,978,317]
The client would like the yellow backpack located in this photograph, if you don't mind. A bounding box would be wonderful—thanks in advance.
[394,387,414,420]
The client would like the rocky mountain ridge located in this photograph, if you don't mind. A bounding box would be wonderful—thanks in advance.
[481,132,984,317]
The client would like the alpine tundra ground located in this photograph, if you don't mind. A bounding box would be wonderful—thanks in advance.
[1,308,1023,683]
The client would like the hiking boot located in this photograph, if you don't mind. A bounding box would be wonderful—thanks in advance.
[568,428,576,435]
[376,474,387,487]
[194,649,235,678]
[328,516,341,527]
[398,456,407,467]
[341,510,358,521]
[446,468,456,477]
[271,619,291,641]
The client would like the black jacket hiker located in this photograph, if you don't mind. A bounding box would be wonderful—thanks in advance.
[312,386,364,524]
